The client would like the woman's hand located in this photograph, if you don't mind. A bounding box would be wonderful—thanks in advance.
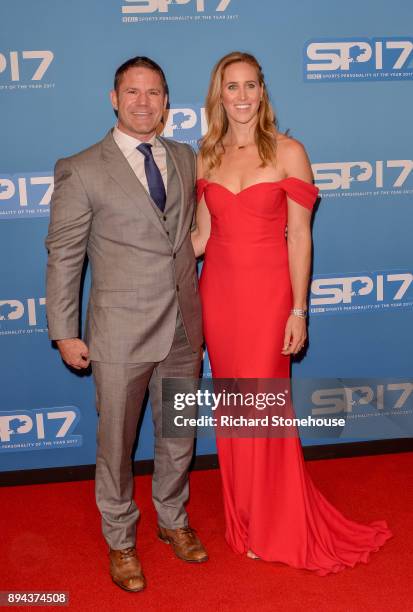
[191,228,205,258]
[281,314,307,355]
[191,195,211,258]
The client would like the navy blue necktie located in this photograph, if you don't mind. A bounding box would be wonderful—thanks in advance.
[137,143,166,212]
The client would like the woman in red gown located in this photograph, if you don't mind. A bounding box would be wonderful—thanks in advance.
[191,52,392,575]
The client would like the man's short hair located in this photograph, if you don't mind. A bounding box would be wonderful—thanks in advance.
[114,56,168,96]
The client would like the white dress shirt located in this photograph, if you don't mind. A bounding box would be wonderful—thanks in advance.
[113,126,167,195]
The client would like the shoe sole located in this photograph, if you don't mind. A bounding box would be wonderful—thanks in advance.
[158,534,209,563]
[111,577,146,593]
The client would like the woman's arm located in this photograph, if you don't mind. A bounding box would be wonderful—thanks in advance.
[280,139,314,355]
[191,154,211,257]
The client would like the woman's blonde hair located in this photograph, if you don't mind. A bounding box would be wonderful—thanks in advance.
[199,51,278,174]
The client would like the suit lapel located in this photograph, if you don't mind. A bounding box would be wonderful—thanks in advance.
[101,130,167,237]
[158,136,186,251]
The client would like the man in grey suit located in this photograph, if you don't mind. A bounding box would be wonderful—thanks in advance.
[45,56,207,592]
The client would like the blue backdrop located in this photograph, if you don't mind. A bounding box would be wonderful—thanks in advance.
[1,0,412,472]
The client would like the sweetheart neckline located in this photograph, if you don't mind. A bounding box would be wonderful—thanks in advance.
[197,177,312,197]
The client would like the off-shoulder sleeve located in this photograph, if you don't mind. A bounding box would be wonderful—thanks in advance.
[196,178,208,203]
[280,177,319,210]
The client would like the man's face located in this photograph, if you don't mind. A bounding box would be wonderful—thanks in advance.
[110,66,167,141]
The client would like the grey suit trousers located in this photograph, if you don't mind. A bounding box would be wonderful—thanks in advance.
[92,311,202,550]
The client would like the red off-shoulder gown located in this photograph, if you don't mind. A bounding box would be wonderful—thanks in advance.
[197,177,392,575]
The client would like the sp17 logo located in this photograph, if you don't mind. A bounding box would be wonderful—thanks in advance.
[0,407,82,452]
[0,51,54,82]
[311,382,413,415]
[163,106,207,144]
[304,38,413,81]
[310,271,413,315]
[312,160,413,194]
[0,173,53,219]
[122,0,231,13]
[0,297,47,335]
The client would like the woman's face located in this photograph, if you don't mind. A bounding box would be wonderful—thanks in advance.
[221,61,263,126]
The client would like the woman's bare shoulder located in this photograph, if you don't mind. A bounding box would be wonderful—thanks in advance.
[276,133,312,180]
[276,133,307,157]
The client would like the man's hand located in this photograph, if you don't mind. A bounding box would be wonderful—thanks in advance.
[56,338,90,369]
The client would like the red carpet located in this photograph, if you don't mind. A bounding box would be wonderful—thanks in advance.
[1,453,412,611]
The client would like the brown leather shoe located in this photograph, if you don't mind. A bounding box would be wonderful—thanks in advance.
[109,547,146,592]
[158,526,208,563]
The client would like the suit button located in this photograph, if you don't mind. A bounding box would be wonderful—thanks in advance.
[176,284,179,292]
[163,215,167,221]
[173,253,176,259]
[166,231,170,235]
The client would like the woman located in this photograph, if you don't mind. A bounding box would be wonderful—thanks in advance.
[191,51,392,575]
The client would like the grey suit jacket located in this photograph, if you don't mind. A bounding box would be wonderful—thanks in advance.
[45,130,203,363]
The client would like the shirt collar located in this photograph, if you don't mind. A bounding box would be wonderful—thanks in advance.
[113,126,160,156]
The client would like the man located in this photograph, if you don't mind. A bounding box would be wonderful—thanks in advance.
[45,56,207,593]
